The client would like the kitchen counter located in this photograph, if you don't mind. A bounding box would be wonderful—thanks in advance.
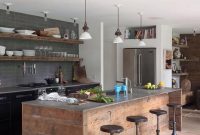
[22,88,182,135]
[23,87,180,111]
[0,82,99,94]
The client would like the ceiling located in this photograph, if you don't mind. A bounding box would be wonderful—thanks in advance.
[0,0,200,34]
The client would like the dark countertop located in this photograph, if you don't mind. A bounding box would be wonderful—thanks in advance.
[22,87,181,112]
[0,82,100,94]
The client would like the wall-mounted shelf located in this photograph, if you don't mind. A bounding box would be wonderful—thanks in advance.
[172,73,189,76]
[0,33,83,45]
[124,25,156,39]
[173,59,199,62]
[0,56,80,62]
[172,44,189,48]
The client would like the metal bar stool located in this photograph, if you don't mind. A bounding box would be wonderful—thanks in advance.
[100,125,124,135]
[167,103,182,135]
[149,109,167,135]
[126,116,148,135]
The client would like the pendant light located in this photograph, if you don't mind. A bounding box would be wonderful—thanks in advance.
[113,4,123,44]
[80,0,92,40]
[138,12,146,46]
[4,2,12,14]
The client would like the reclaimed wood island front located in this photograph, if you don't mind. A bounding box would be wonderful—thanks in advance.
[22,88,182,135]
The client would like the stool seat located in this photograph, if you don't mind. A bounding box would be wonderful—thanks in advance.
[149,109,167,116]
[126,116,148,123]
[167,103,182,108]
[100,125,124,134]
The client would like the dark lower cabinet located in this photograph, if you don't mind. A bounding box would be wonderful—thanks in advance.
[0,94,12,135]
[12,90,38,135]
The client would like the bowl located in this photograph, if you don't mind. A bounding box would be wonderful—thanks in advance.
[13,51,23,56]
[45,78,56,85]
[0,27,15,33]
[23,50,35,56]
[6,51,14,56]
[52,35,61,38]
[16,30,35,35]
[0,46,6,56]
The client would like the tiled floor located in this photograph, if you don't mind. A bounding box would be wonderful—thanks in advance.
[163,109,200,135]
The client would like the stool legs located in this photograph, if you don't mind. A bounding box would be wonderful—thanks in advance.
[172,107,177,135]
[156,116,160,135]
[135,122,139,135]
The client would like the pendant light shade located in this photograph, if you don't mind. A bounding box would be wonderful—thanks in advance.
[113,4,123,44]
[80,0,92,40]
[138,12,146,46]
[138,40,146,46]
[80,31,92,40]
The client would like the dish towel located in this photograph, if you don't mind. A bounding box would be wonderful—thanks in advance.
[38,92,78,103]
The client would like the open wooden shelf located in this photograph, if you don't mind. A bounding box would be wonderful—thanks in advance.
[0,56,80,62]
[0,33,83,45]
[172,73,189,76]
[172,44,189,48]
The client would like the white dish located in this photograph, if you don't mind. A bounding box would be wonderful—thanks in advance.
[0,45,6,56]
[23,50,35,56]
[16,30,35,35]
[0,27,14,33]
[52,35,61,38]
[13,51,23,56]
[6,51,13,56]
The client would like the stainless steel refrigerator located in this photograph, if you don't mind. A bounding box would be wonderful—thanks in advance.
[123,48,156,87]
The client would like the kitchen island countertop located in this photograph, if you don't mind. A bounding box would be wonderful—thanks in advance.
[23,87,181,112]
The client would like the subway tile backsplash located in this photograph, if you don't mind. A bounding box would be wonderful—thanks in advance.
[0,10,79,87]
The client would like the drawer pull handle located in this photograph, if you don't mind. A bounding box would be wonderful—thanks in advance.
[0,97,7,100]
[16,94,33,98]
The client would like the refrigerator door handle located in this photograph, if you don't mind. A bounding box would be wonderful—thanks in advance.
[138,54,142,86]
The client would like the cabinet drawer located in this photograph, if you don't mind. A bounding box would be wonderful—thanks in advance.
[0,94,11,103]
[12,90,37,102]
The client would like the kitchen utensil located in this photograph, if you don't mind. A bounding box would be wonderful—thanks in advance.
[23,50,35,56]
[16,30,35,35]
[0,45,6,56]
[6,51,13,56]
[0,27,14,33]
[13,51,23,56]
[45,78,56,85]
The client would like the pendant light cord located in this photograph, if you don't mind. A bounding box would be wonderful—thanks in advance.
[117,6,119,29]
[85,0,86,23]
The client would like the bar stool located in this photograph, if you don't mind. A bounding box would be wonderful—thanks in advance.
[149,109,167,135]
[167,103,182,135]
[100,125,124,135]
[126,116,148,135]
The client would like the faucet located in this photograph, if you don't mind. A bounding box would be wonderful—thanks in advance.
[116,77,133,94]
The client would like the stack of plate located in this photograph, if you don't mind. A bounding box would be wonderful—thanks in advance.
[0,27,15,33]
[16,30,36,36]
[0,46,6,56]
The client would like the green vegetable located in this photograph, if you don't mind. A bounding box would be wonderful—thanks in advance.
[81,86,114,103]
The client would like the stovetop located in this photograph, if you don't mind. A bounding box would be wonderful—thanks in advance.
[17,83,47,88]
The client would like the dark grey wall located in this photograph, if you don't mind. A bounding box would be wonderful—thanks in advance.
[0,9,79,87]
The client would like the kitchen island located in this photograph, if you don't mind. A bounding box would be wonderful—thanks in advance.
[22,88,182,135]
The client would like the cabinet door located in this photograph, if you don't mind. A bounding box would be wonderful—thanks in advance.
[0,120,11,135]
[0,94,12,135]
[12,90,38,135]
